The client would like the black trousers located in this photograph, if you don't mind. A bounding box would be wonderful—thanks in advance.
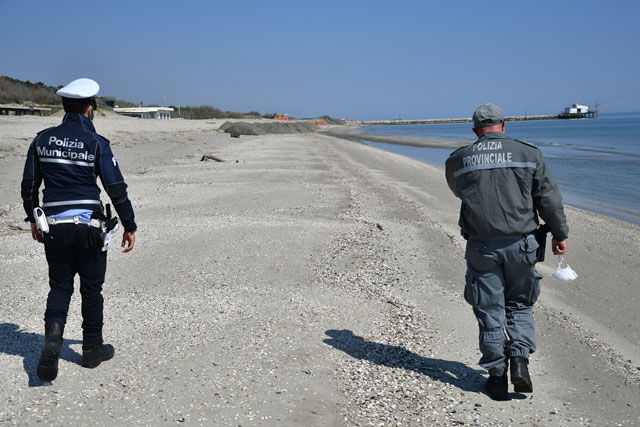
[43,224,107,343]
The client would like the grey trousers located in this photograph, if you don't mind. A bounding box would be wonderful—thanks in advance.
[464,234,542,375]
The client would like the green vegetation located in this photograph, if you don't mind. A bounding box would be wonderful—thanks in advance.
[1,76,271,119]
[0,76,61,105]
[1,76,341,122]
[0,76,135,113]
[170,106,246,120]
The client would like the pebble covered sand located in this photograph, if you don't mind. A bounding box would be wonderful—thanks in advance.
[0,115,639,426]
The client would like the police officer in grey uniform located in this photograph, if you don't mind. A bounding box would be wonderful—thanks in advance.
[445,103,568,400]
[21,78,136,382]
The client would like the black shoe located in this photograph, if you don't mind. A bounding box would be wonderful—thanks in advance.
[510,356,533,393]
[37,322,64,382]
[82,342,115,368]
[485,373,509,401]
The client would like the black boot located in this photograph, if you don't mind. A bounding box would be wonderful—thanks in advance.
[510,356,533,392]
[485,362,509,401]
[82,342,115,368]
[485,373,509,401]
[37,321,64,382]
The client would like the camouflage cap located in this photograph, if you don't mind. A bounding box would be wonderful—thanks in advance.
[473,103,504,129]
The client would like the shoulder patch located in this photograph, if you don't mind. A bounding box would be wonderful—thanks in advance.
[97,134,111,145]
[513,138,539,149]
[448,145,467,157]
[35,126,55,136]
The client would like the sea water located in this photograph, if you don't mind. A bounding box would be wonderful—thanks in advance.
[361,112,640,225]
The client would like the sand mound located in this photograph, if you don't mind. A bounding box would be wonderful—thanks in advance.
[51,108,122,118]
[220,121,318,136]
[50,108,66,117]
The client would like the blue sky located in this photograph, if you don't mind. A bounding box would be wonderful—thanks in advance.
[1,0,638,119]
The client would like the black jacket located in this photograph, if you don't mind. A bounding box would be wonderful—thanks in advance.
[21,113,137,232]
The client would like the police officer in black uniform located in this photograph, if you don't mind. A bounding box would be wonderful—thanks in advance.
[21,78,137,382]
[445,104,568,400]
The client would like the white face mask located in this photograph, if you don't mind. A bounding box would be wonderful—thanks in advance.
[552,256,578,281]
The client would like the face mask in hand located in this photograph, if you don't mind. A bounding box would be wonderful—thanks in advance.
[552,256,578,281]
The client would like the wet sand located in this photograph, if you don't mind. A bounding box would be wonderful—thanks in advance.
[322,125,468,149]
[0,115,638,425]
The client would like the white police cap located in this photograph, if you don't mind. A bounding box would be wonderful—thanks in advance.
[56,78,100,99]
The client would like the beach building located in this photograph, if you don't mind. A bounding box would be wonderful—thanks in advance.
[564,103,589,114]
[113,107,174,119]
[559,103,594,119]
[0,104,51,116]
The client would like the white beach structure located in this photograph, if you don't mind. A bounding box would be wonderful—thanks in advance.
[564,103,589,114]
[113,107,174,119]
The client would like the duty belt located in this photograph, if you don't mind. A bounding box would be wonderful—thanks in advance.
[47,216,102,228]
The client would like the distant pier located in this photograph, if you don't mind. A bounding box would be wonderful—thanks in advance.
[557,111,596,119]
[362,112,595,126]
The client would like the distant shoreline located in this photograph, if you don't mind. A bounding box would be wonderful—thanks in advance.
[359,112,595,126]
[321,126,468,149]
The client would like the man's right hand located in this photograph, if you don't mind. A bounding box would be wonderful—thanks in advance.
[31,223,43,244]
[552,239,567,255]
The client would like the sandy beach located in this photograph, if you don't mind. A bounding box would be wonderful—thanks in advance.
[1,114,639,426]
[322,125,468,149]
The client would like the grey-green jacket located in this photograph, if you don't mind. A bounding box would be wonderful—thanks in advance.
[445,131,568,241]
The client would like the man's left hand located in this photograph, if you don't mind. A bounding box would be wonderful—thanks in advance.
[31,223,43,244]
[121,231,135,253]
[552,239,567,255]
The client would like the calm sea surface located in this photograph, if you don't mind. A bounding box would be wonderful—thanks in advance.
[361,112,640,225]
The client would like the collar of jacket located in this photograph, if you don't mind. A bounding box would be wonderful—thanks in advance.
[475,131,508,142]
[62,113,96,132]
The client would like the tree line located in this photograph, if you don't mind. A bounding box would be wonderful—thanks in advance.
[1,76,281,120]
[167,105,279,120]
[0,76,61,105]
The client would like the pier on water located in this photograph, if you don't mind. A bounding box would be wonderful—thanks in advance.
[362,112,595,126]
[557,111,596,119]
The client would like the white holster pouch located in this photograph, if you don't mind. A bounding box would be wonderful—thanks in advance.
[102,223,118,252]
[33,207,49,234]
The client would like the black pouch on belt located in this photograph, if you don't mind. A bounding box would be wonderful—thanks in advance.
[86,225,104,250]
[533,223,551,262]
